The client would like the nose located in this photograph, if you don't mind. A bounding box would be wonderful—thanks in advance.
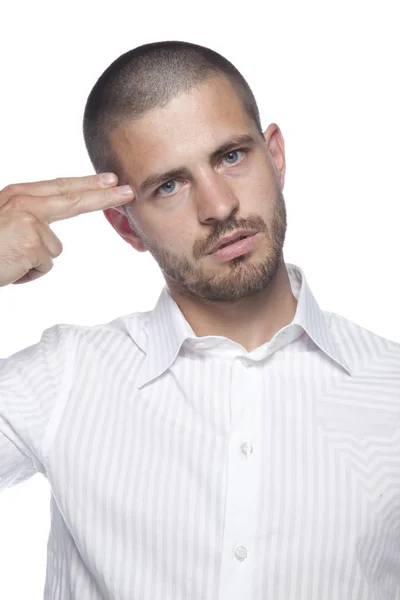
[195,171,240,224]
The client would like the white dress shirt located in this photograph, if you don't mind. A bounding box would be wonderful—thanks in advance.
[1,262,400,600]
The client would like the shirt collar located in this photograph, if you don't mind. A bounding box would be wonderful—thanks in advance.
[134,262,353,389]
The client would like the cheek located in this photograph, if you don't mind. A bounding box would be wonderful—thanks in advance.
[162,228,194,255]
[253,163,280,201]
[147,225,178,252]
[239,156,278,197]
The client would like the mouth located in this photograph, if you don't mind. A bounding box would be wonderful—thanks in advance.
[208,230,258,254]
[209,232,260,262]
[219,235,248,249]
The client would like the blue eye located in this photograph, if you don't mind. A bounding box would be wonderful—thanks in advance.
[155,180,178,196]
[222,149,247,165]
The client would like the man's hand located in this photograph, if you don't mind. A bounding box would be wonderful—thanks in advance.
[0,174,134,286]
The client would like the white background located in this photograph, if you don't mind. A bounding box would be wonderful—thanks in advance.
[0,0,399,597]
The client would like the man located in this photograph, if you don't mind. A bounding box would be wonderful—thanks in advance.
[0,40,399,599]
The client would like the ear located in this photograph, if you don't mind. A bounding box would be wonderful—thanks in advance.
[262,123,286,189]
[103,207,148,252]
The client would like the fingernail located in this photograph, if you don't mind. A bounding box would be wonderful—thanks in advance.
[99,173,117,186]
[117,185,134,196]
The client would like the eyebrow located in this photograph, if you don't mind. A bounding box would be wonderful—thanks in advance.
[139,134,257,194]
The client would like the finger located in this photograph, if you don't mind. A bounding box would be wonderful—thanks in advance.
[0,173,119,205]
[35,220,64,258]
[12,221,64,285]
[11,245,54,285]
[9,183,135,225]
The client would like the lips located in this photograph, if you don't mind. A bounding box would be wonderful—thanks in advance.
[219,236,247,249]
[208,230,258,254]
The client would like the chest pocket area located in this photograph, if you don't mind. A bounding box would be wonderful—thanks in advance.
[316,401,400,440]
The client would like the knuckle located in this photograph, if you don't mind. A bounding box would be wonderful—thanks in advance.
[8,194,29,211]
[102,187,112,202]
[85,175,97,188]
[2,183,19,197]
[55,177,69,193]
[18,211,37,225]
[21,231,42,253]
[65,190,82,203]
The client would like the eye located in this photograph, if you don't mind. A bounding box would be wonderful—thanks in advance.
[155,179,181,197]
[221,149,248,166]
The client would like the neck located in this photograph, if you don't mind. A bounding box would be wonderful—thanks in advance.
[168,258,298,353]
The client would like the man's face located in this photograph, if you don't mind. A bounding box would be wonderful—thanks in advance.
[106,75,287,303]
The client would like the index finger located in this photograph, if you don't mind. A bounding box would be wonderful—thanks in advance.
[3,173,135,223]
[3,173,119,199]
[35,181,135,224]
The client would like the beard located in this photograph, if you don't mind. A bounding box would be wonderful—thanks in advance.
[127,186,287,303]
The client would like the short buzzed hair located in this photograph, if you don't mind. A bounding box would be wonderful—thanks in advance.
[82,40,263,185]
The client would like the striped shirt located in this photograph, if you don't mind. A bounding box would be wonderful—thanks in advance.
[1,262,400,599]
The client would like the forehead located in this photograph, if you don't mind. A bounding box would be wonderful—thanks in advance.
[108,76,256,183]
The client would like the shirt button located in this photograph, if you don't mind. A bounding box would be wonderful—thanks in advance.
[241,442,253,457]
[235,545,248,561]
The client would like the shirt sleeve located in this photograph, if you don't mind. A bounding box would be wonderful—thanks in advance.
[0,324,72,492]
